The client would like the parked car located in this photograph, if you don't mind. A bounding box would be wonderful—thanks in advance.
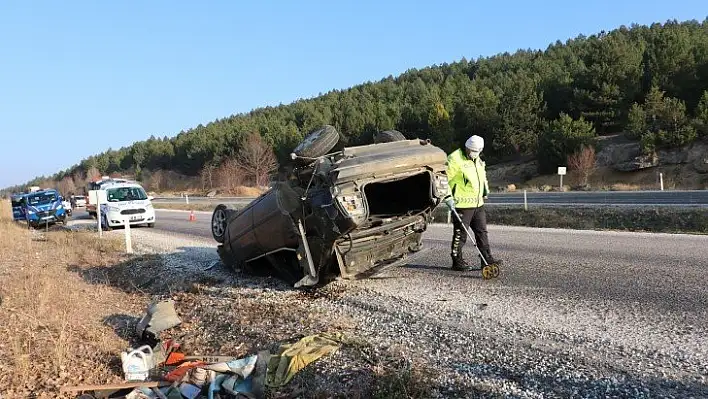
[99,182,156,230]
[72,195,87,208]
[23,189,69,228]
[211,126,450,287]
[86,178,131,218]
[11,193,27,222]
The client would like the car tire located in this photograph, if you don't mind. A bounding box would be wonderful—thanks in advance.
[373,129,406,144]
[212,204,234,243]
[292,125,340,162]
[147,223,155,228]
[102,215,112,231]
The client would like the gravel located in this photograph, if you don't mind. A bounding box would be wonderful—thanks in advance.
[85,221,708,398]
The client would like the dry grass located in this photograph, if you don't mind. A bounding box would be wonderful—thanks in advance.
[0,199,440,398]
[607,183,642,191]
[156,185,265,198]
[0,201,147,398]
[229,185,265,197]
[153,203,220,212]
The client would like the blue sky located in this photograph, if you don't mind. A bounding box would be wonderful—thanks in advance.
[1,0,705,188]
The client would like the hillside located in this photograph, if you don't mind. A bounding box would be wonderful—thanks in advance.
[4,18,708,196]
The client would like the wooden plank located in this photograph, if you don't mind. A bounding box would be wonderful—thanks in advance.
[59,381,168,392]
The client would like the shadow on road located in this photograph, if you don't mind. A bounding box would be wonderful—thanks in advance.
[66,245,298,296]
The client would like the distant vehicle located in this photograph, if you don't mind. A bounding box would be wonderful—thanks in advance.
[99,182,156,230]
[11,193,27,221]
[72,195,86,208]
[23,188,68,228]
[85,178,131,218]
[28,186,40,193]
[62,198,72,216]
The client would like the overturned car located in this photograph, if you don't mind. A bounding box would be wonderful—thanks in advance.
[211,126,450,287]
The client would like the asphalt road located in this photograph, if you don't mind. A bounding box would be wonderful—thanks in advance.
[74,208,708,315]
[154,189,708,207]
[145,209,708,312]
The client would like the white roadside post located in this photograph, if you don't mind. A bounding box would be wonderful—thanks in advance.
[659,172,664,191]
[185,194,189,204]
[524,189,528,211]
[557,166,567,191]
[89,190,106,238]
[124,215,133,254]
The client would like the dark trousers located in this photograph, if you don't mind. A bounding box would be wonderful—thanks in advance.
[451,206,492,261]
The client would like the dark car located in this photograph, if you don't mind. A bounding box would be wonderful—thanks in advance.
[211,126,450,287]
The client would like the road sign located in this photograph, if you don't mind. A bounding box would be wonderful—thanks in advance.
[557,167,567,191]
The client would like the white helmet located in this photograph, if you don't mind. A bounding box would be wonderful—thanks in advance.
[465,135,484,152]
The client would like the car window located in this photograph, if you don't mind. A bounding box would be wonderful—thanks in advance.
[107,187,148,202]
[27,193,57,205]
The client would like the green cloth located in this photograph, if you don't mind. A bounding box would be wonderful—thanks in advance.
[266,332,343,387]
[446,148,489,208]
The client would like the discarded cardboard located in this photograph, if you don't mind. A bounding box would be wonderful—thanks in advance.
[135,299,182,340]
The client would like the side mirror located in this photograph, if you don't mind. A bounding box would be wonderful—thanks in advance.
[148,195,154,201]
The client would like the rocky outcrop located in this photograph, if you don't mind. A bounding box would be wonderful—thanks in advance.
[487,160,539,185]
[614,151,660,172]
[694,157,708,173]
[596,136,708,173]
[657,142,708,166]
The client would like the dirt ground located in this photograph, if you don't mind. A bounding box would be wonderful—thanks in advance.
[0,202,434,399]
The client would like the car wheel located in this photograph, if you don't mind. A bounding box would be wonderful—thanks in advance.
[373,129,406,143]
[292,125,340,161]
[102,215,112,231]
[211,204,231,243]
[147,223,155,228]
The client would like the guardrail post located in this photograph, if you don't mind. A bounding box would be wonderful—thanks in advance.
[124,216,133,254]
[97,203,103,238]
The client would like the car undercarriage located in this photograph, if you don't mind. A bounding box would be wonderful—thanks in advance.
[211,126,450,287]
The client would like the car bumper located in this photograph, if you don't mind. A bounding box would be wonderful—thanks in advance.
[333,214,427,279]
[27,213,64,225]
[105,209,156,227]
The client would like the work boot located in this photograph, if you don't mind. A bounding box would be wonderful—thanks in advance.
[451,254,473,271]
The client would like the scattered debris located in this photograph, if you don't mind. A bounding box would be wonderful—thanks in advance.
[135,299,182,343]
[60,300,342,399]
[266,332,343,387]
[121,345,155,381]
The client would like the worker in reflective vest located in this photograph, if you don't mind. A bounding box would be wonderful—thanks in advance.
[446,135,503,271]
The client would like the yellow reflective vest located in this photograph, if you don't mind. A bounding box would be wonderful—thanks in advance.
[446,148,489,208]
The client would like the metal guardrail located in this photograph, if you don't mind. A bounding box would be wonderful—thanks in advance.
[153,190,708,207]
